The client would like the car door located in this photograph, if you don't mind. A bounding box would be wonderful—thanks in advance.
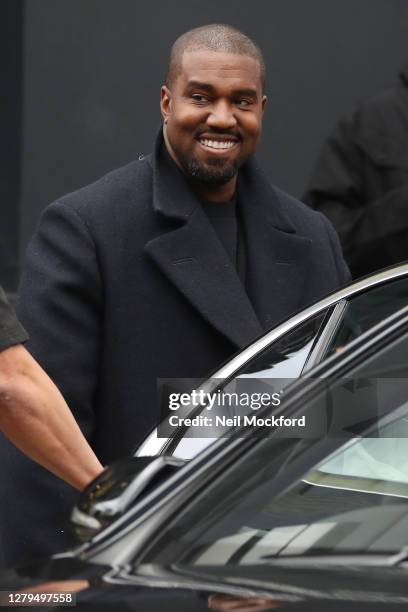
[138,268,408,458]
[137,320,408,571]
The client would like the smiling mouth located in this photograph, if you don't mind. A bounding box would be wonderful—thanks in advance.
[198,138,238,151]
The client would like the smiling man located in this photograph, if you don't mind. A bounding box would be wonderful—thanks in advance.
[3,24,351,567]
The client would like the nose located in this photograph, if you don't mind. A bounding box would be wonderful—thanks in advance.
[206,100,237,130]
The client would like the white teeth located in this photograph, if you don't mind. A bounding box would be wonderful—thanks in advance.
[200,139,236,149]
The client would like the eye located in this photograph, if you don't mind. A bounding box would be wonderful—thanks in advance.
[191,94,210,103]
[236,99,252,108]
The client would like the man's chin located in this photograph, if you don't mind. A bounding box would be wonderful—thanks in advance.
[186,159,238,186]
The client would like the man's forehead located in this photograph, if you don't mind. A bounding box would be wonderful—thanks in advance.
[178,49,262,88]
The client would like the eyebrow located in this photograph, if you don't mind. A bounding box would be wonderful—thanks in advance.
[186,80,259,99]
[185,81,216,93]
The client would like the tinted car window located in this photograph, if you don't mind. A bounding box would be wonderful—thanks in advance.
[166,278,408,460]
[170,310,328,459]
[229,277,408,381]
[324,277,408,358]
[307,405,408,496]
[231,309,328,379]
[144,331,408,566]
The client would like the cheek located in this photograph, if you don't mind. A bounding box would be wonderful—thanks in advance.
[240,118,262,151]
[243,116,262,139]
[172,107,206,132]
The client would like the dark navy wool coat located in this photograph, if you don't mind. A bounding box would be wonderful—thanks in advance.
[0,132,349,567]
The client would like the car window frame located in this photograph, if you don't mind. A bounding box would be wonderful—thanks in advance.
[302,299,348,373]
[137,266,408,458]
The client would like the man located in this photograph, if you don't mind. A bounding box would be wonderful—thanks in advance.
[305,65,408,279]
[0,285,102,487]
[3,24,349,567]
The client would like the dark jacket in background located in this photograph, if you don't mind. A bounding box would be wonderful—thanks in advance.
[304,66,408,279]
[0,131,350,568]
[0,286,28,351]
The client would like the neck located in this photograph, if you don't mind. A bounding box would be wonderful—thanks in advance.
[188,178,236,203]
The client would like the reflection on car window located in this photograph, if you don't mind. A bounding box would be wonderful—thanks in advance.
[234,310,328,380]
[325,277,408,358]
[308,403,408,494]
[170,311,328,460]
[144,332,408,567]
[170,281,407,460]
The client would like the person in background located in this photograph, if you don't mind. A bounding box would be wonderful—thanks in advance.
[0,285,103,489]
[304,65,408,279]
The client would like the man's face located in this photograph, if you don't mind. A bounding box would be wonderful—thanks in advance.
[161,50,266,189]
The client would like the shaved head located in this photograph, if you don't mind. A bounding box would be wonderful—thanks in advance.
[165,24,266,92]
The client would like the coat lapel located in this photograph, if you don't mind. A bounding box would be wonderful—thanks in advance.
[238,159,314,330]
[145,132,314,346]
[145,133,263,349]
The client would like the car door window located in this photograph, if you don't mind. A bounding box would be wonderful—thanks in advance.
[231,309,329,380]
[307,405,408,496]
[227,277,408,382]
[145,331,408,566]
[163,278,408,460]
[168,310,329,460]
[324,277,408,358]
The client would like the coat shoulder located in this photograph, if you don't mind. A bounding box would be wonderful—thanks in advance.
[49,156,153,221]
[271,185,330,237]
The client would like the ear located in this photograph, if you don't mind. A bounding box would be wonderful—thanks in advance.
[261,95,267,114]
[160,85,172,123]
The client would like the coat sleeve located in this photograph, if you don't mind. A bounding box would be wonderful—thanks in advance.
[18,199,103,439]
[0,199,102,568]
[304,113,408,277]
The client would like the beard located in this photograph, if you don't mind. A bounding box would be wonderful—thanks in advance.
[185,156,239,186]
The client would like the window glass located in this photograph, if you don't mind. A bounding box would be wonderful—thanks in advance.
[325,277,408,358]
[170,310,328,460]
[307,403,408,493]
[234,310,328,379]
[170,280,408,460]
[144,332,408,566]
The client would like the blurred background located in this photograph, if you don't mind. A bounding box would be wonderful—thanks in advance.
[2,0,408,291]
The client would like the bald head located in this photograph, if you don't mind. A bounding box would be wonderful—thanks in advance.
[165,24,266,92]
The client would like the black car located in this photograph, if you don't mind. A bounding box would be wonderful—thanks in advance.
[2,304,408,610]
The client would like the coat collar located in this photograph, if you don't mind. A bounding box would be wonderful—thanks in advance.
[150,129,297,234]
[149,130,198,221]
[145,130,311,348]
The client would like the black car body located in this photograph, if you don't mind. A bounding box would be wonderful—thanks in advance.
[2,303,408,610]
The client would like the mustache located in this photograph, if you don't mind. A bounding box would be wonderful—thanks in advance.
[196,129,241,140]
